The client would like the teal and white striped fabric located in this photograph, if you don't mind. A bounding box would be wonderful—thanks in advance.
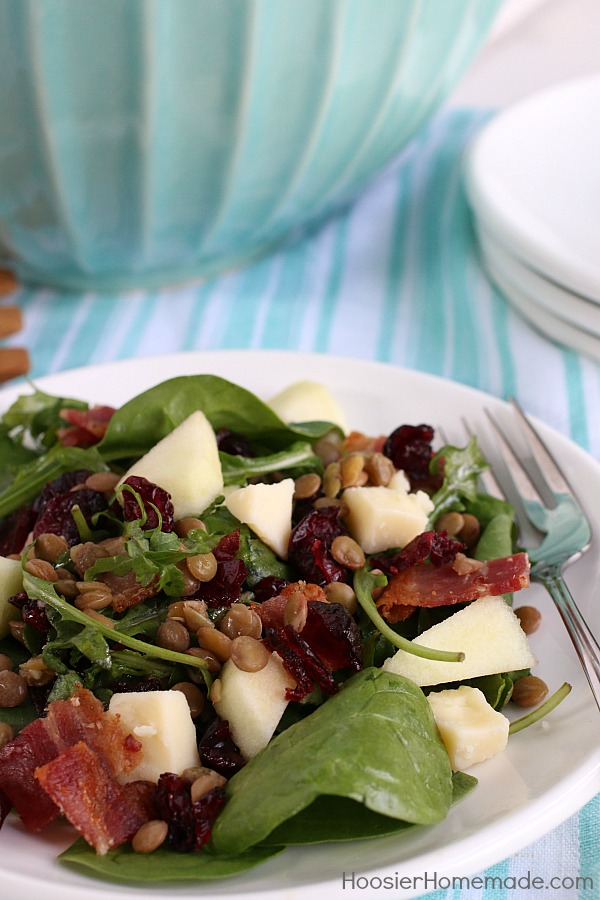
[3,107,600,899]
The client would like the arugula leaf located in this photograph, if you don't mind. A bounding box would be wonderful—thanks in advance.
[1,387,87,449]
[221,442,321,486]
[22,571,212,687]
[210,668,453,856]
[59,840,285,883]
[43,615,112,674]
[83,518,219,598]
[111,598,167,639]
[47,672,85,703]
[429,437,489,522]
[0,427,38,491]
[0,444,108,519]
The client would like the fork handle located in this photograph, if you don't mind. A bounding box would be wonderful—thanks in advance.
[537,570,600,714]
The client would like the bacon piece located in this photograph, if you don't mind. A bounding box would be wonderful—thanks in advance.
[376,552,530,623]
[0,718,60,831]
[57,405,115,448]
[255,582,327,630]
[0,687,142,832]
[35,742,149,855]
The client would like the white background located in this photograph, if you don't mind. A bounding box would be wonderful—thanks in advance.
[448,0,600,109]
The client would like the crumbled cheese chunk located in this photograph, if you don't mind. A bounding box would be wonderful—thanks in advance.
[427,685,509,770]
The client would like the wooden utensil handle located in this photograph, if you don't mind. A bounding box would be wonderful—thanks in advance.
[0,306,23,339]
[0,348,30,382]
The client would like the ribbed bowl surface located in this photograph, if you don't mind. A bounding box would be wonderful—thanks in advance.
[0,0,502,290]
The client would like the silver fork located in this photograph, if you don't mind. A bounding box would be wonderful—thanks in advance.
[465,399,600,713]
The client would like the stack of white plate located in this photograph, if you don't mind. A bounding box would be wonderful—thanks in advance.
[464,73,600,360]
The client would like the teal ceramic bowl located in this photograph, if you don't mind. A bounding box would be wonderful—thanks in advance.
[0,0,502,291]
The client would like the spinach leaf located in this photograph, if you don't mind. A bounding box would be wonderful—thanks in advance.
[59,840,285,883]
[473,512,515,562]
[0,375,337,517]
[98,375,338,462]
[474,512,516,604]
[210,668,453,856]
[238,526,292,586]
[262,771,478,845]
[465,492,515,532]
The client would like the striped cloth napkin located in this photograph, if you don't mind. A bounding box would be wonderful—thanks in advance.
[2,106,599,899]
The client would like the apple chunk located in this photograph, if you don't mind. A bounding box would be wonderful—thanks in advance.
[427,686,509,770]
[382,595,537,686]
[0,556,23,638]
[213,653,296,760]
[268,380,348,432]
[225,478,294,559]
[119,410,223,519]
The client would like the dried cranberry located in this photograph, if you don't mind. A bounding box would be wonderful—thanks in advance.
[7,591,26,610]
[371,530,467,576]
[121,476,174,532]
[33,470,91,513]
[10,591,51,633]
[263,625,337,701]
[192,530,248,608]
[216,428,254,457]
[212,530,240,561]
[107,675,165,694]
[301,601,362,673]
[198,718,245,777]
[0,788,12,830]
[20,597,51,633]
[0,504,36,557]
[194,559,247,608]
[252,576,290,604]
[287,506,349,586]
[153,773,193,851]
[383,424,439,492]
[28,683,55,717]
[191,787,227,849]
[32,488,108,546]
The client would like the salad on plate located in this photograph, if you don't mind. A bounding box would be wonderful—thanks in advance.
[0,372,568,884]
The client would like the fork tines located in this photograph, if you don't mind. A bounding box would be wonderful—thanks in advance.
[484,399,578,512]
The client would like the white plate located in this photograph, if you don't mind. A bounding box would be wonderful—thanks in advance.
[477,226,600,337]
[1,350,600,900]
[464,73,600,302]
[479,236,600,362]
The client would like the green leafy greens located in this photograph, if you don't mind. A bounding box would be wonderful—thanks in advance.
[0,375,341,518]
[210,668,455,856]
